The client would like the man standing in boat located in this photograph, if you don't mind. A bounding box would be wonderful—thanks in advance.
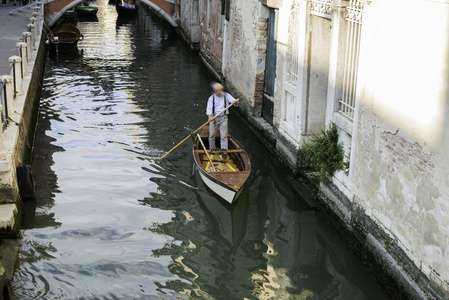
[206,83,239,158]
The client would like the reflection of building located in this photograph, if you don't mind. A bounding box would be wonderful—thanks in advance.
[179,0,449,296]
[252,180,372,299]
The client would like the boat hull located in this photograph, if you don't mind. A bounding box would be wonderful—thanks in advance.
[198,168,243,204]
[48,24,82,54]
[77,6,98,16]
[116,4,138,17]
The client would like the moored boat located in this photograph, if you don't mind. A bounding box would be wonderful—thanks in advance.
[47,23,83,54]
[193,127,251,204]
[116,0,138,17]
[77,5,99,16]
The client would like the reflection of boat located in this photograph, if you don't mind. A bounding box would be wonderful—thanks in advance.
[193,126,251,204]
[48,23,83,54]
[78,14,99,22]
[116,0,138,17]
[196,187,249,249]
[77,5,99,16]
[48,48,83,60]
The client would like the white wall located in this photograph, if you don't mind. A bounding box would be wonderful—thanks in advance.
[352,0,449,284]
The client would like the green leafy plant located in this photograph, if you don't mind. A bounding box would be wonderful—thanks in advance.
[302,123,347,179]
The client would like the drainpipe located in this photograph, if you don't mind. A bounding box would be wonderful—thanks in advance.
[221,19,228,78]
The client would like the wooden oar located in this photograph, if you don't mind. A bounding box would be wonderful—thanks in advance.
[197,134,216,172]
[158,101,237,159]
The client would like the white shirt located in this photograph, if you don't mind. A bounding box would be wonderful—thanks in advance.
[206,92,236,116]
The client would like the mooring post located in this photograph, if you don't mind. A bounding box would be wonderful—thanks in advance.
[22,32,32,61]
[32,12,40,30]
[27,24,36,51]
[30,17,37,28]
[16,43,29,77]
[9,56,23,98]
[35,1,42,27]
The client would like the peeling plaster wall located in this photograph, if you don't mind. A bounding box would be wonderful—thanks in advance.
[199,0,224,73]
[223,0,268,112]
[181,0,269,114]
[352,0,449,286]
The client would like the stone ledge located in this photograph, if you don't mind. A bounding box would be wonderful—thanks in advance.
[366,233,429,299]
[0,239,20,280]
[320,179,352,223]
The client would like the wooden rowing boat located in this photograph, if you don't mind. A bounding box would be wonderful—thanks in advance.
[193,127,251,204]
[48,23,83,54]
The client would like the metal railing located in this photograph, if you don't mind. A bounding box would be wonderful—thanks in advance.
[339,0,365,121]
[0,80,6,129]
[12,59,17,99]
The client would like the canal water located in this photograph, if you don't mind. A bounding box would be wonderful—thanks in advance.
[12,2,388,299]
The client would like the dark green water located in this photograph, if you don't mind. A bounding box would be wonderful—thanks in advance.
[12,2,388,299]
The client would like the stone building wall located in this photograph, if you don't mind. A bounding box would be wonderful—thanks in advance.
[273,0,333,168]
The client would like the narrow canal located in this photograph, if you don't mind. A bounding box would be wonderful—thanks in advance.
[13,2,388,299]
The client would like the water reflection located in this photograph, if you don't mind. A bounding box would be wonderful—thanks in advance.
[13,1,388,299]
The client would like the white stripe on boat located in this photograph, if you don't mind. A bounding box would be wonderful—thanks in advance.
[199,171,236,204]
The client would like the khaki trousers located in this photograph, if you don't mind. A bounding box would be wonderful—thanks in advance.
[209,115,228,150]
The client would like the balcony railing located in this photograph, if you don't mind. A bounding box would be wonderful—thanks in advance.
[310,0,333,19]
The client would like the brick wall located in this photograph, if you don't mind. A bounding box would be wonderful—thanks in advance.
[254,18,268,110]
[380,131,434,178]
[199,0,223,75]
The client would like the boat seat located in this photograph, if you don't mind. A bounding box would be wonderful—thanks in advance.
[194,149,244,154]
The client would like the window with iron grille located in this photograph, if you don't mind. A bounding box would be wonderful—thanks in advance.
[339,0,365,121]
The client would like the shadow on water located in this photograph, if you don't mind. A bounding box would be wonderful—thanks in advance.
[12,0,389,299]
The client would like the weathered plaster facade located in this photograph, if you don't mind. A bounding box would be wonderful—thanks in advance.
[199,0,224,69]
[180,0,200,48]
[222,0,269,115]
[180,0,271,114]
[349,0,449,293]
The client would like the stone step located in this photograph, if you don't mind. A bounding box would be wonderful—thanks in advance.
[0,204,20,238]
